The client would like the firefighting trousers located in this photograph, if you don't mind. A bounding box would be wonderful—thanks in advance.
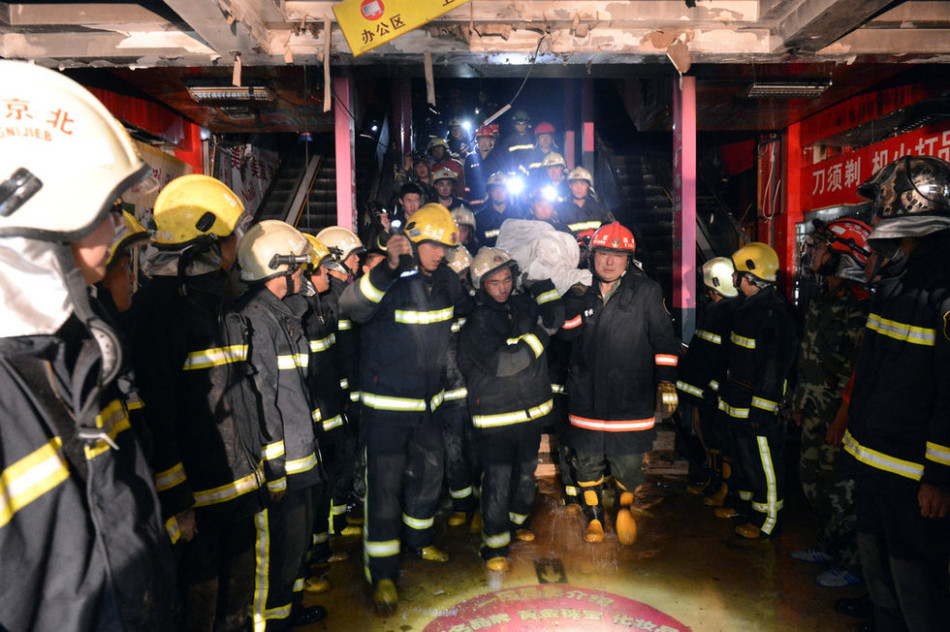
[732,419,785,534]
[252,486,316,632]
[477,421,542,560]
[310,479,331,564]
[362,409,444,585]
[440,403,480,513]
[855,467,950,632]
[698,401,729,454]
[550,392,580,505]
[177,511,258,632]
[318,425,352,535]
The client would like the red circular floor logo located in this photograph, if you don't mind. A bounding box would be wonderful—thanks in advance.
[423,585,691,631]
[360,0,385,20]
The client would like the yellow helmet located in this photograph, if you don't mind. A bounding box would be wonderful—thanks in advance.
[702,256,738,297]
[732,242,779,283]
[106,209,149,268]
[0,61,150,241]
[302,233,331,270]
[238,220,310,283]
[152,174,245,247]
[405,204,459,247]
[315,226,364,262]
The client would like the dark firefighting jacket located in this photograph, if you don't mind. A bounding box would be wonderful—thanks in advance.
[0,316,173,631]
[292,293,346,435]
[677,295,741,408]
[325,275,361,409]
[234,287,321,493]
[557,197,612,241]
[129,272,263,523]
[718,286,798,428]
[459,281,563,429]
[443,288,476,410]
[845,232,950,489]
[561,271,680,454]
[474,202,523,247]
[340,260,461,416]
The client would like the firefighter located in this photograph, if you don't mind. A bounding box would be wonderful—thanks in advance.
[0,60,172,631]
[441,246,481,530]
[717,242,797,539]
[676,257,741,511]
[526,181,571,234]
[459,248,564,570]
[452,204,479,253]
[97,208,150,320]
[843,156,950,631]
[129,174,268,631]
[432,167,467,212]
[427,137,465,197]
[561,222,680,545]
[293,234,351,593]
[339,203,462,614]
[497,109,535,167]
[788,218,871,587]
[534,152,569,200]
[558,167,613,247]
[233,220,326,630]
[475,172,523,247]
[514,121,559,176]
[464,124,504,204]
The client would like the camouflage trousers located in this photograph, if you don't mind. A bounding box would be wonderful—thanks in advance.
[799,416,861,575]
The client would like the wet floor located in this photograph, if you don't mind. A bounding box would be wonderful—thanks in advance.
[299,465,866,631]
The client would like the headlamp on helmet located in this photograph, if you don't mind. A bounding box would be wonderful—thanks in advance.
[238,220,311,283]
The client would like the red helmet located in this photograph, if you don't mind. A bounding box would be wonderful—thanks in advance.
[823,218,871,263]
[591,222,636,254]
[534,122,555,135]
[475,125,496,139]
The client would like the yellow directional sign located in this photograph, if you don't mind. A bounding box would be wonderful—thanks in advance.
[333,0,472,57]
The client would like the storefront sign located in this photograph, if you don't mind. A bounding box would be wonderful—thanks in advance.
[802,121,950,211]
[333,0,471,57]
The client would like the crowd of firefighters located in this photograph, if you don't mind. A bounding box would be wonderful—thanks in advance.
[1,61,948,632]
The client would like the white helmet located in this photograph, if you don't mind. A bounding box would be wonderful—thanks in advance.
[445,245,472,276]
[238,220,310,283]
[451,205,476,230]
[0,61,150,241]
[316,225,365,262]
[702,256,738,298]
[470,247,518,289]
[567,167,593,184]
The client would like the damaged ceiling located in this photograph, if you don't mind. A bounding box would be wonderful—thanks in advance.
[2,1,950,134]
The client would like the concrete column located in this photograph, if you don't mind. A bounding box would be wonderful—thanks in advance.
[334,74,356,230]
[779,122,803,301]
[672,77,697,342]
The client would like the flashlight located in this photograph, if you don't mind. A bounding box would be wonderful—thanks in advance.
[507,176,525,196]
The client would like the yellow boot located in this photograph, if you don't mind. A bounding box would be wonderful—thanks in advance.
[413,545,449,562]
[584,519,605,543]
[702,483,728,507]
[373,579,398,616]
[447,511,467,527]
[303,576,330,594]
[469,511,483,533]
[515,528,535,542]
[616,508,638,546]
[485,556,511,572]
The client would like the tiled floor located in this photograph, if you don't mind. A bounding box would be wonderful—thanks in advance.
[299,473,867,631]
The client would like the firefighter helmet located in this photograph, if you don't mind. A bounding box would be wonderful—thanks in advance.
[302,233,331,270]
[541,153,567,169]
[432,167,458,182]
[512,110,531,123]
[471,247,518,289]
[152,174,246,247]
[591,222,636,254]
[451,206,476,229]
[702,257,738,298]
[405,204,459,247]
[567,167,593,184]
[858,155,950,219]
[475,125,497,139]
[0,61,151,241]
[732,242,779,283]
[486,172,508,188]
[535,122,555,135]
[445,245,473,276]
[316,226,365,262]
[106,209,149,268]
[427,137,450,153]
[238,220,310,283]
[816,218,872,282]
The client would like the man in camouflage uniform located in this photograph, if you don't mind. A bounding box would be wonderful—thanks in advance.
[789,218,871,587]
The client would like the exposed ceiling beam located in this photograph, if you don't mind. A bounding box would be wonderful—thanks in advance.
[0,2,172,27]
[776,0,897,53]
[162,0,270,60]
[820,28,950,57]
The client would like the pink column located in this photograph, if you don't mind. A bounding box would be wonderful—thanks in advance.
[672,77,697,341]
[334,75,356,230]
[392,77,413,158]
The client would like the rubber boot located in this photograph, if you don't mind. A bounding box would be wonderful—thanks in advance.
[485,556,511,572]
[700,450,724,498]
[580,485,605,543]
[447,512,468,527]
[615,483,638,546]
[373,579,398,616]
[686,451,714,495]
[703,481,729,507]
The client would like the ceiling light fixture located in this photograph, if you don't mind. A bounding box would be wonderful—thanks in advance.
[186,85,276,103]
[743,80,831,99]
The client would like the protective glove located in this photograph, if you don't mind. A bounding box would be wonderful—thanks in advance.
[657,382,678,419]
[529,278,564,333]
